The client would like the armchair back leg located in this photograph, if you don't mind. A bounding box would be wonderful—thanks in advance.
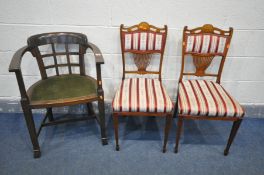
[224,119,243,156]
[87,102,95,115]
[47,108,54,121]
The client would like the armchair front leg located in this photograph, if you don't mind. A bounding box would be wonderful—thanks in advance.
[96,64,108,145]
[9,46,41,158]
[88,42,108,145]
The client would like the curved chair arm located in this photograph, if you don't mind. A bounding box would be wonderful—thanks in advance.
[87,42,104,65]
[9,46,29,72]
[87,42,104,96]
[9,46,30,100]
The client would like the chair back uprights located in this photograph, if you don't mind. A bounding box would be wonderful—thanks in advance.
[120,22,167,81]
[180,24,233,83]
[27,32,88,79]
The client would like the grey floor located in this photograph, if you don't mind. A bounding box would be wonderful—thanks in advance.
[0,112,263,175]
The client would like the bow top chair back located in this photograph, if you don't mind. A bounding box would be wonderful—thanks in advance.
[28,32,87,79]
[9,32,107,158]
[112,22,173,152]
[175,24,245,155]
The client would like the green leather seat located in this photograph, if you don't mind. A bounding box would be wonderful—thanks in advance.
[27,74,97,107]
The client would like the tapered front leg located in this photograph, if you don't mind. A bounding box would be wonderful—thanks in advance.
[21,101,41,158]
[163,114,173,153]
[174,116,183,153]
[113,113,119,151]
[224,119,242,156]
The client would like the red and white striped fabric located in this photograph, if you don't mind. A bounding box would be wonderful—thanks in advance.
[185,34,228,55]
[112,78,173,113]
[122,32,164,52]
[178,80,244,117]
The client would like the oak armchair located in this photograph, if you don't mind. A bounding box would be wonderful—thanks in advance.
[9,32,108,158]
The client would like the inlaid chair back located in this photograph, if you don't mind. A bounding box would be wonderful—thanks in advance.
[175,25,244,156]
[27,32,88,79]
[113,22,173,153]
[180,24,233,83]
[120,22,167,80]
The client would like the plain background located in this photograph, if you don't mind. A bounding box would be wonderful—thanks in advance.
[0,0,263,105]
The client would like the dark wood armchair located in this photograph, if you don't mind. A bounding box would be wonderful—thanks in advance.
[112,22,174,152]
[175,24,245,155]
[9,32,108,158]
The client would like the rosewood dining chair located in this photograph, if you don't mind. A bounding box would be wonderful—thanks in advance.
[112,22,174,152]
[174,24,245,155]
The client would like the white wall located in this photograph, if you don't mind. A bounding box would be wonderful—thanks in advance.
[0,0,263,104]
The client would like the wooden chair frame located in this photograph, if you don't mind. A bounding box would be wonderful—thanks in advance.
[9,32,108,158]
[113,22,173,152]
[174,24,244,155]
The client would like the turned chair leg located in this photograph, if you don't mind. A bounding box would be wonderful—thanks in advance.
[98,99,108,145]
[113,113,119,151]
[174,117,183,153]
[21,103,41,158]
[47,108,54,121]
[224,119,242,156]
[163,114,173,153]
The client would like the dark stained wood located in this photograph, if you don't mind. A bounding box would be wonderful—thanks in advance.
[113,113,120,151]
[9,46,29,72]
[21,99,41,158]
[46,108,54,121]
[87,42,104,64]
[87,102,95,116]
[9,32,108,158]
[44,63,80,69]
[51,43,60,76]
[65,43,72,74]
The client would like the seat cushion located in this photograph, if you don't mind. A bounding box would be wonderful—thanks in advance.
[28,74,97,106]
[112,78,173,113]
[178,80,244,117]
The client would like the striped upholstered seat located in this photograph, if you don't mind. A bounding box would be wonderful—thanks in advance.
[113,78,173,113]
[178,80,244,117]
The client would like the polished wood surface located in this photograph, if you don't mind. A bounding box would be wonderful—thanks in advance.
[120,22,168,81]
[175,24,243,156]
[114,22,173,153]
[9,32,108,158]
[180,24,233,83]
